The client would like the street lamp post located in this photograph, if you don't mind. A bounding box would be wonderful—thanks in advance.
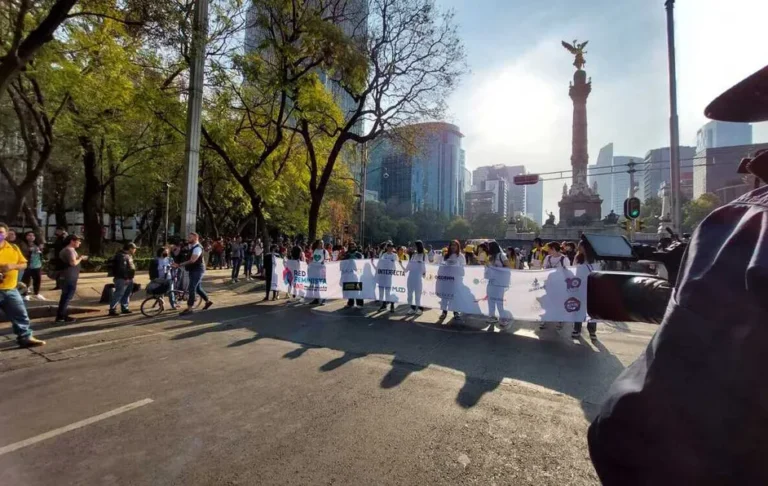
[164,182,172,245]
[665,0,682,232]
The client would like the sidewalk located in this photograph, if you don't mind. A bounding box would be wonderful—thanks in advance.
[2,269,267,321]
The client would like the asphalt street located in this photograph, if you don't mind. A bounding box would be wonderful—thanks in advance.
[0,289,656,485]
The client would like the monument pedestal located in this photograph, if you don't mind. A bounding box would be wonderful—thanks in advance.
[558,192,602,226]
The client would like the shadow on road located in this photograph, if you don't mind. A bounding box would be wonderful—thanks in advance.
[164,300,627,419]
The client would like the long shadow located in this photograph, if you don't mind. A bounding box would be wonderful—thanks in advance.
[167,297,628,418]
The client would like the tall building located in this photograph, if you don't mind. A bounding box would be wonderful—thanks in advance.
[465,180,507,221]
[693,143,768,202]
[696,121,752,153]
[590,143,614,216]
[611,156,642,213]
[524,181,544,225]
[367,122,465,218]
[472,164,526,216]
[641,146,696,203]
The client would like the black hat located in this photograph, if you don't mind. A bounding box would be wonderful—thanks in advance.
[705,65,768,122]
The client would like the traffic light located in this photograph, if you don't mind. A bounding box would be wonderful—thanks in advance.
[624,197,641,219]
[513,174,540,185]
[637,219,646,232]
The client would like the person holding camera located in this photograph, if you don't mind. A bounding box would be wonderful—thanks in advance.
[0,223,45,347]
[55,234,88,324]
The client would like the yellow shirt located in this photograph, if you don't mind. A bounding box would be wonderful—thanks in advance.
[0,242,27,290]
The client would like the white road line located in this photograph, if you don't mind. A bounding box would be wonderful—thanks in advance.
[0,398,154,457]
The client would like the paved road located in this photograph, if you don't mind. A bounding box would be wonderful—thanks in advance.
[0,291,655,485]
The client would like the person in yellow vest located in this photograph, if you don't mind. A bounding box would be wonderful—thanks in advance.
[397,246,409,261]
[528,238,547,269]
[0,223,45,347]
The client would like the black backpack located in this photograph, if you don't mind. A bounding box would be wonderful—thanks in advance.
[148,257,160,280]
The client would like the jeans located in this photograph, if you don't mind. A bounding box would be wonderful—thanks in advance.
[109,278,133,311]
[254,255,264,274]
[0,289,33,342]
[243,256,253,277]
[231,258,242,280]
[56,279,77,320]
[187,269,209,307]
[22,268,42,294]
[574,321,597,334]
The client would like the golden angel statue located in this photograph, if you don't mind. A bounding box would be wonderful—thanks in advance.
[562,39,588,70]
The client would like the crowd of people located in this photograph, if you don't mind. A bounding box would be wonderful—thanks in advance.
[261,235,598,340]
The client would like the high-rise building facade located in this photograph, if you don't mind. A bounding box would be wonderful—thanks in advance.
[696,121,752,153]
[524,181,543,225]
[465,180,507,221]
[611,156,642,213]
[367,122,465,219]
[641,146,696,203]
[693,143,768,202]
[472,164,525,216]
[590,143,614,216]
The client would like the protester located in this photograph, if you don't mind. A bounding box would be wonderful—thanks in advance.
[310,239,330,305]
[540,242,567,331]
[56,234,87,323]
[486,241,510,329]
[572,241,598,340]
[406,240,426,315]
[0,223,45,347]
[528,238,546,269]
[427,245,436,263]
[108,242,138,316]
[211,238,224,269]
[397,246,409,262]
[175,232,213,315]
[343,242,365,308]
[253,238,264,277]
[230,236,244,283]
[440,240,465,322]
[564,241,577,266]
[376,242,398,313]
[7,229,17,245]
[154,247,176,309]
[21,231,45,300]
[263,244,280,301]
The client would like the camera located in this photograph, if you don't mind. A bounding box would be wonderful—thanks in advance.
[581,231,687,324]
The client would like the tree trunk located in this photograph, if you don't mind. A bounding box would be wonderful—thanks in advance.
[256,206,268,248]
[198,190,219,239]
[307,193,322,242]
[21,202,41,235]
[80,136,103,255]
[109,177,117,241]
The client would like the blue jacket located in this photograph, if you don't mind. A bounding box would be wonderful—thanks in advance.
[588,185,768,484]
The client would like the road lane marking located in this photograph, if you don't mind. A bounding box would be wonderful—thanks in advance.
[0,398,154,456]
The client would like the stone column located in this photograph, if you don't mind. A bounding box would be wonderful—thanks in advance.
[569,69,591,195]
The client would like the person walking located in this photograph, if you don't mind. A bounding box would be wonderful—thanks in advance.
[253,239,264,277]
[230,236,244,283]
[572,241,598,340]
[176,232,213,315]
[108,242,138,316]
[56,234,87,323]
[486,241,510,330]
[343,242,365,308]
[21,231,45,300]
[0,223,45,347]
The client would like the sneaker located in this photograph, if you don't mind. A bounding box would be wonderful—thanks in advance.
[121,309,132,315]
[179,308,194,316]
[486,317,499,324]
[19,336,46,347]
[416,309,423,316]
[203,300,214,310]
[23,295,31,301]
[108,309,120,317]
[589,332,598,341]
[439,311,447,320]
[378,304,388,312]
[571,330,581,339]
[36,294,47,301]
[344,303,354,309]
[406,308,416,315]
[56,316,77,324]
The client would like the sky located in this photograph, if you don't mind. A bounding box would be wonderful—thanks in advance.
[437,0,768,219]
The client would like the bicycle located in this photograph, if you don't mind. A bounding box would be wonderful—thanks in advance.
[140,279,203,317]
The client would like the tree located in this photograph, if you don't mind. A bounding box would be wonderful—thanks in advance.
[362,201,393,245]
[470,212,506,239]
[682,193,721,234]
[513,215,540,234]
[295,0,467,241]
[395,219,417,245]
[411,209,448,240]
[444,217,471,242]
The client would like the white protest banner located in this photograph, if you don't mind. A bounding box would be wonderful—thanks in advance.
[272,259,590,322]
[340,259,377,300]
[373,258,408,304]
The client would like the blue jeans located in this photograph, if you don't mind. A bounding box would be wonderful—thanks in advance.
[56,280,77,320]
[243,256,253,277]
[231,258,242,280]
[109,278,133,311]
[0,288,33,342]
[187,269,209,308]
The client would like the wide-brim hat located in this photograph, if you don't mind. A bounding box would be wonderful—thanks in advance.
[705,65,768,122]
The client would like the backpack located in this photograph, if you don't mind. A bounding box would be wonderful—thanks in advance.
[148,257,160,280]
[110,253,127,278]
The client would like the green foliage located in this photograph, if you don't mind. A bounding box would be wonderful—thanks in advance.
[469,213,507,239]
[444,217,472,241]
[682,193,721,234]
[395,219,418,245]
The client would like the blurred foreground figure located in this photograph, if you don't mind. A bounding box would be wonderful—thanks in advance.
[589,66,768,484]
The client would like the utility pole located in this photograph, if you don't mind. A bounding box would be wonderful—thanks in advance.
[164,182,171,245]
[628,159,637,242]
[359,141,368,245]
[180,0,209,237]
[665,0,682,233]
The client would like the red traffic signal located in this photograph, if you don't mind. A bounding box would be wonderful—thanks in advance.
[513,174,540,185]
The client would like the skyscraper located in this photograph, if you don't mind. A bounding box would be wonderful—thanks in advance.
[641,146,696,203]
[525,181,544,225]
[367,122,465,219]
[472,164,526,216]
[590,143,614,216]
[696,121,752,153]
